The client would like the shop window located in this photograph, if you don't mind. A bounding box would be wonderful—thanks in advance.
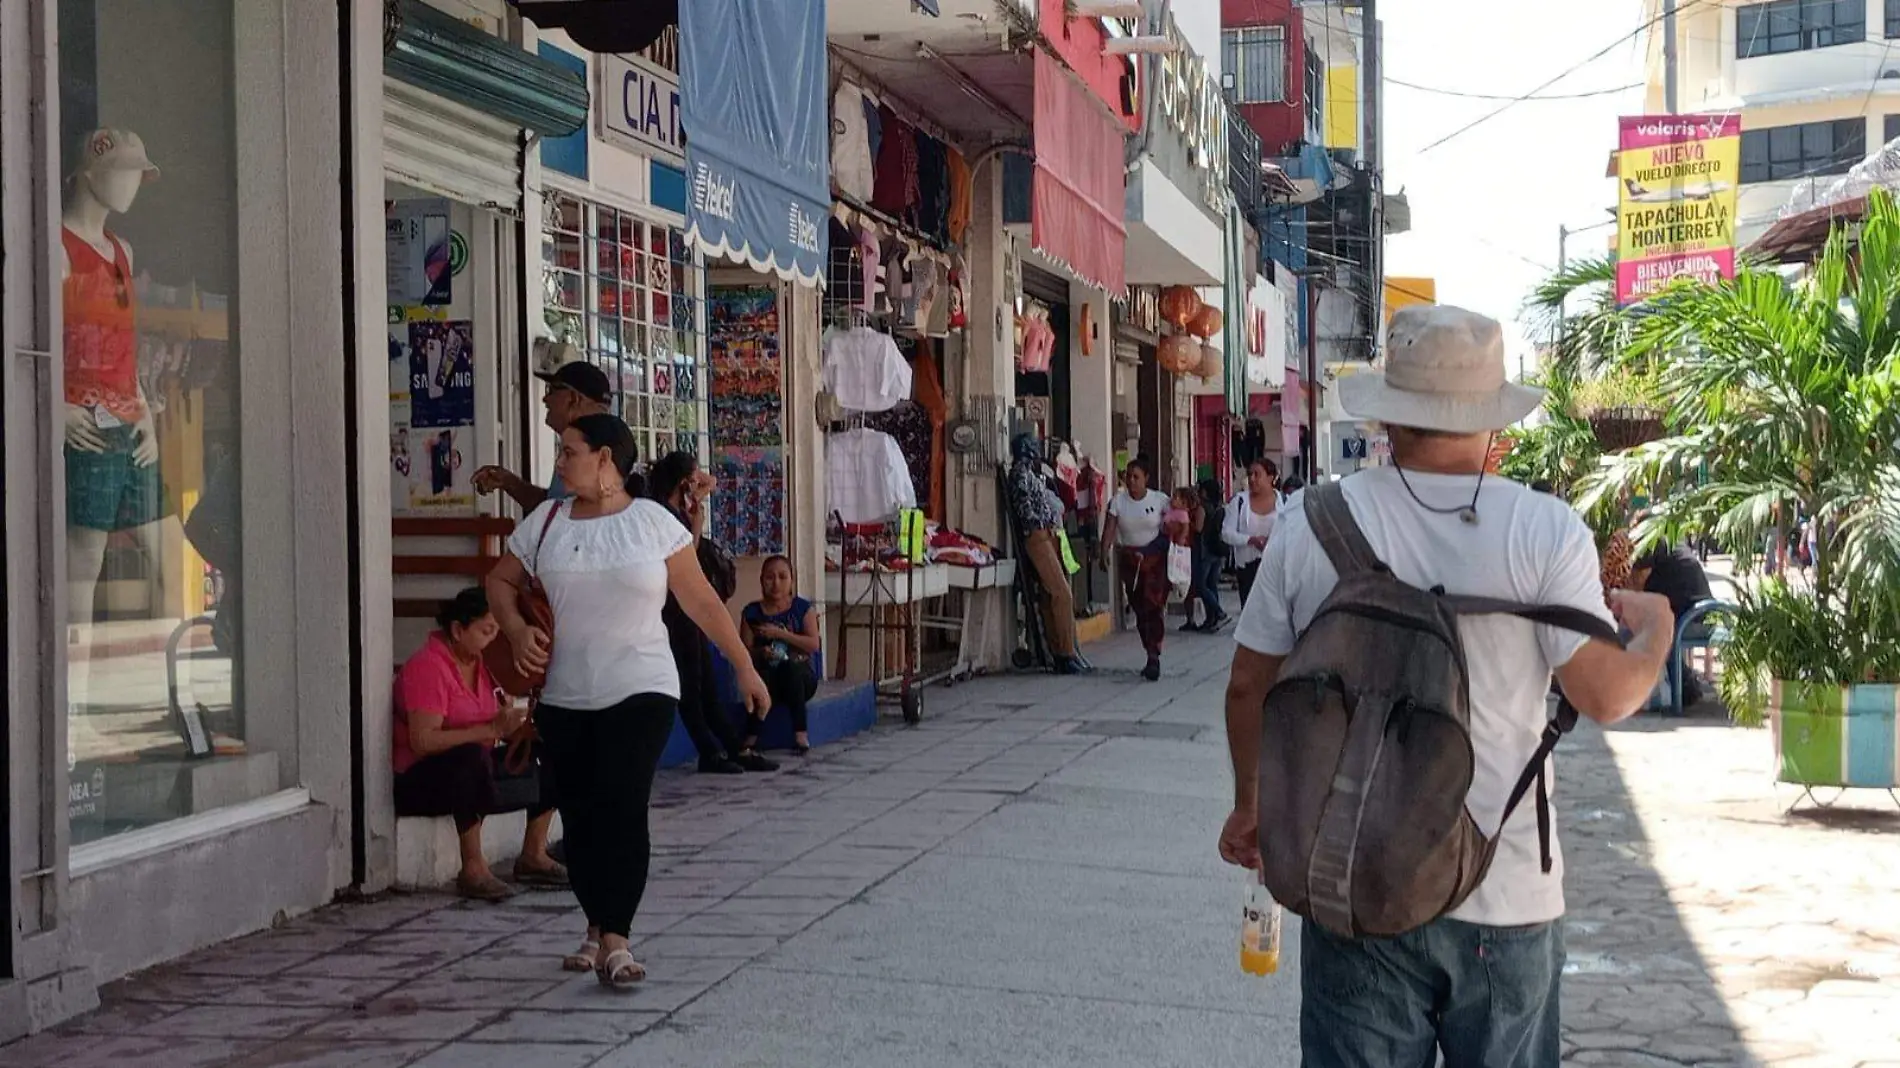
[1222,27,1286,105]
[541,192,708,466]
[1740,118,1866,183]
[1887,114,1900,146]
[1736,0,1863,58]
[57,0,270,843]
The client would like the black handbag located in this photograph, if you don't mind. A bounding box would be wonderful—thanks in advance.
[698,536,738,602]
[488,744,541,812]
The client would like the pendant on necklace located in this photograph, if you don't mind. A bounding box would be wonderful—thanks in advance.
[1458,507,1480,526]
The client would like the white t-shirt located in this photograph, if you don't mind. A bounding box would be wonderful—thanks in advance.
[1232,468,1612,926]
[509,498,693,710]
[1223,490,1283,567]
[1108,489,1167,548]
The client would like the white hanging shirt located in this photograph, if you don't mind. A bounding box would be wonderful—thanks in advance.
[826,427,916,524]
[508,498,693,709]
[822,326,913,414]
[832,83,875,203]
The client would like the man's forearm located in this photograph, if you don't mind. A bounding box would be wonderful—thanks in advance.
[506,480,549,512]
[1226,690,1262,809]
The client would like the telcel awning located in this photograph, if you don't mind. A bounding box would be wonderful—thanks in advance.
[1032,50,1127,295]
[679,0,830,287]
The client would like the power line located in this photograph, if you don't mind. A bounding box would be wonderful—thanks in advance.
[1416,1,1709,156]
[1384,76,1640,102]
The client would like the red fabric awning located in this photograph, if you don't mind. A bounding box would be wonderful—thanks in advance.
[1032,49,1127,295]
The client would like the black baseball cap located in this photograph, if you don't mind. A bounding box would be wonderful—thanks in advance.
[534,360,613,404]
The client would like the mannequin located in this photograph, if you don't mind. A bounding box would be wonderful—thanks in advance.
[61,129,171,708]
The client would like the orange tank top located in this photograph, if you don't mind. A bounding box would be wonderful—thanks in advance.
[62,227,143,423]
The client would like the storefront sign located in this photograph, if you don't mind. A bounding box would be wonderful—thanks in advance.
[1244,276,1286,389]
[1615,114,1739,305]
[1154,14,1229,214]
[1122,286,1161,334]
[599,52,684,166]
[1275,271,1300,372]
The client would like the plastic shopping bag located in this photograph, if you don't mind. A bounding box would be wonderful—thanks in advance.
[1166,543,1193,598]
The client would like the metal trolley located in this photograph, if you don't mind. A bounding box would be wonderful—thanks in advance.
[824,514,948,724]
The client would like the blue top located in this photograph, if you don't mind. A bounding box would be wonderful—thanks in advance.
[743,596,813,664]
[547,462,572,501]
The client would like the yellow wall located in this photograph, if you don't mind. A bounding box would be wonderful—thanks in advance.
[1384,276,1435,323]
[1325,64,1359,150]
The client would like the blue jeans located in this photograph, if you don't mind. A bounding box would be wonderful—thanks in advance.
[1300,916,1564,1068]
[1192,549,1225,622]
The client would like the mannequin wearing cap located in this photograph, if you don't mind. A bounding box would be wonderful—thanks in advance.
[61,128,174,650]
[472,353,612,512]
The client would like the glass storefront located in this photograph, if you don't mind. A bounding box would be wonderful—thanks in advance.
[57,0,275,844]
[541,191,709,464]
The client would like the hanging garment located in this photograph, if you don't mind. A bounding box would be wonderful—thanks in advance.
[862,401,933,520]
[911,346,949,519]
[914,132,949,240]
[822,325,913,413]
[1019,312,1056,374]
[856,224,883,314]
[832,83,875,202]
[872,106,918,218]
[826,427,916,524]
[947,147,972,244]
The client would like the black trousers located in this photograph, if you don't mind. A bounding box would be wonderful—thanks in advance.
[393,743,551,834]
[1237,560,1262,610]
[537,694,676,939]
[667,611,744,761]
[757,658,817,735]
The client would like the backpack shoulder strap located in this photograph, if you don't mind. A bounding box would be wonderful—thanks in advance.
[1438,595,1622,646]
[1304,481,1382,576]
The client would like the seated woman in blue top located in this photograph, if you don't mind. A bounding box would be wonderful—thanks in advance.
[740,555,822,754]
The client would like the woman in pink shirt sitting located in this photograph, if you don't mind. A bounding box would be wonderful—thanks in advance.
[393,588,564,901]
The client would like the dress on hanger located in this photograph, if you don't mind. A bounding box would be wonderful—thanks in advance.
[821,325,912,413]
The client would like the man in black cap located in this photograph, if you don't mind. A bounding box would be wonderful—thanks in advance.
[473,360,613,510]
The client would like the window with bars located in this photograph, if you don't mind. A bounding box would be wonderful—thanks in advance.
[1304,42,1324,137]
[1736,0,1864,58]
[1740,118,1866,183]
[1222,27,1286,104]
[541,192,709,465]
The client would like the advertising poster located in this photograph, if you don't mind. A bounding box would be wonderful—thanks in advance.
[707,285,785,555]
[1616,114,1740,305]
[386,198,453,307]
[387,307,475,515]
[408,320,476,428]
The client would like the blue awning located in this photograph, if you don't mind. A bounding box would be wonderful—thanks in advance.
[679,0,830,288]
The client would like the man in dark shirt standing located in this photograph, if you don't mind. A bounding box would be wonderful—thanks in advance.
[1630,536,1716,705]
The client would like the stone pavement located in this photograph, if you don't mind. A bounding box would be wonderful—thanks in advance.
[5,622,1897,1067]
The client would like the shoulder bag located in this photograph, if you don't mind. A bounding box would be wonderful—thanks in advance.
[485,503,562,774]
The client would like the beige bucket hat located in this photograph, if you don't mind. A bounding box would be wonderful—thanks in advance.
[1339,303,1542,433]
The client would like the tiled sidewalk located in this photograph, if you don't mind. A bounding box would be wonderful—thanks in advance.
[2,676,1116,1068]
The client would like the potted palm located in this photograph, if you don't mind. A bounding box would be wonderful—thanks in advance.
[1579,188,1900,797]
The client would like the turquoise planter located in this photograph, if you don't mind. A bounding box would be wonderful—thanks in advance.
[1770,680,1900,788]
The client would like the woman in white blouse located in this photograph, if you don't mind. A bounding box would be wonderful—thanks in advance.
[1100,454,1172,681]
[488,414,769,991]
[1222,456,1283,607]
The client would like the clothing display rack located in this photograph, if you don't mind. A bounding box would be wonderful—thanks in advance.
[825,511,941,723]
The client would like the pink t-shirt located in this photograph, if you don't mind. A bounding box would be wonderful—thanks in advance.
[392,633,498,774]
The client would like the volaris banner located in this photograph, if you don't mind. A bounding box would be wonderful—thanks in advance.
[1616,114,1740,305]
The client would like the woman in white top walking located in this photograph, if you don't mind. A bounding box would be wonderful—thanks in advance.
[488,414,769,990]
[1222,456,1283,606]
[1101,455,1172,681]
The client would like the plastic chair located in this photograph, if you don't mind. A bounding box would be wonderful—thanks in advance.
[1670,599,1737,716]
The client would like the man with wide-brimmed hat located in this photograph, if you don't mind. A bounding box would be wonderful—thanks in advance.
[1216,304,1675,1065]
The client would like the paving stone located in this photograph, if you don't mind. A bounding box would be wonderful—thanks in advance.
[464,1008,665,1045]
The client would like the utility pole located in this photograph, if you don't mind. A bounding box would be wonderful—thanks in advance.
[1662,0,1678,113]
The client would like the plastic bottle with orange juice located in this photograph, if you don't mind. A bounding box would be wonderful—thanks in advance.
[1240,875,1282,976]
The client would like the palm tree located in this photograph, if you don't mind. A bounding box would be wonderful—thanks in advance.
[1576,188,1900,717]
[1523,254,1632,384]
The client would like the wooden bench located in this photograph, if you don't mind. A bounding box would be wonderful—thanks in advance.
[391,516,517,618]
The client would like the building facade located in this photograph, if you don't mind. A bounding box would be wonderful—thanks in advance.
[1644,0,1900,246]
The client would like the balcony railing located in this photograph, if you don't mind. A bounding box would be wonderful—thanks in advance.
[1228,105,1263,216]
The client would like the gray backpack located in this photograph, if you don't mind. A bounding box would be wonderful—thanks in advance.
[1256,481,1619,939]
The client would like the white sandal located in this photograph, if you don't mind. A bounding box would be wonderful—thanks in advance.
[596,947,645,989]
[562,937,600,973]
